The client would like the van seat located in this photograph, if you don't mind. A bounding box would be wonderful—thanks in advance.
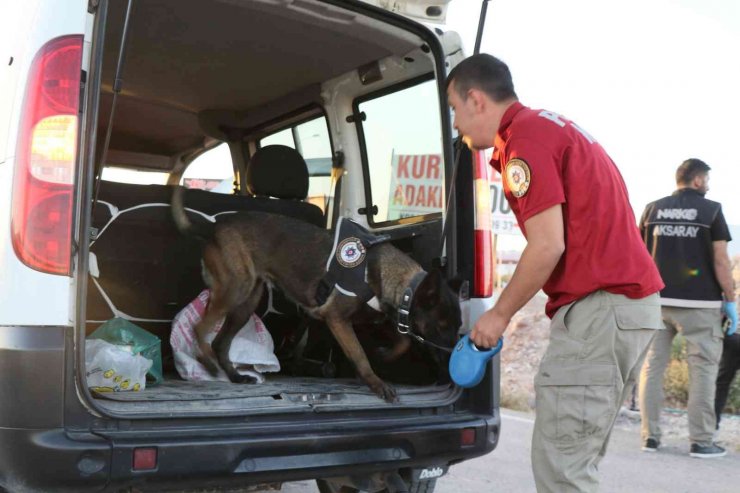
[246,144,324,227]
[86,179,316,370]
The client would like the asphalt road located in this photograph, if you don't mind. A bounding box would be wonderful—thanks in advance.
[281,409,740,493]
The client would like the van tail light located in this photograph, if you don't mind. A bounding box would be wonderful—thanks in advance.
[11,35,83,275]
[472,150,493,297]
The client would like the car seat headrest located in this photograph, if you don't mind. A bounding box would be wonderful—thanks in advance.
[246,145,309,200]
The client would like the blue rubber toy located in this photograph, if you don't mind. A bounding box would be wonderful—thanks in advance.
[449,335,504,388]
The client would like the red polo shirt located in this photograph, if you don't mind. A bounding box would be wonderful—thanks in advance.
[490,102,664,318]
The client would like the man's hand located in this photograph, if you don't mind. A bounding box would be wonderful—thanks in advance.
[723,301,738,336]
[471,308,509,349]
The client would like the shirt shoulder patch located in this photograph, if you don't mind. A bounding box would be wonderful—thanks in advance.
[504,158,531,198]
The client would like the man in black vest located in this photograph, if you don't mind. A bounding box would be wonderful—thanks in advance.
[638,158,737,458]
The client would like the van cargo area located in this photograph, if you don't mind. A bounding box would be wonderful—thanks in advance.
[81,0,462,417]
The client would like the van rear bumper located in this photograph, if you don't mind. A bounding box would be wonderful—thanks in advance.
[0,415,499,492]
[0,428,111,492]
[0,326,500,492]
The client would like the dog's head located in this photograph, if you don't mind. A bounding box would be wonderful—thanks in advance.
[409,270,464,364]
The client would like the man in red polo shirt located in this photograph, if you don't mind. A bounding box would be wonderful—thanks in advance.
[447,54,664,492]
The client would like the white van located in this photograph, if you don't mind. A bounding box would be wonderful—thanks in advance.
[0,1,500,491]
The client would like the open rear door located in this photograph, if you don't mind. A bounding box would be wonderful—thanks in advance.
[358,0,452,24]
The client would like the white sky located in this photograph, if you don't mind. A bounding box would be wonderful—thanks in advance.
[445,0,740,226]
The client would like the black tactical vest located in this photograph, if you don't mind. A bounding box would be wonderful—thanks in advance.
[640,188,730,307]
[315,218,390,306]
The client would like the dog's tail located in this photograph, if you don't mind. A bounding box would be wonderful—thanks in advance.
[171,185,214,241]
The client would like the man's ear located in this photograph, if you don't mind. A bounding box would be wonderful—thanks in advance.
[468,88,487,113]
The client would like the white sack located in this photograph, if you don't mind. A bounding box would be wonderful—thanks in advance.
[170,289,280,383]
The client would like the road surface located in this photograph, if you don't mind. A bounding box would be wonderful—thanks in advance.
[281,408,739,492]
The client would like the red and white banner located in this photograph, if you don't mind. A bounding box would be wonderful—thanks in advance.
[387,152,520,236]
[183,178,224,191]
[388,153,445,219]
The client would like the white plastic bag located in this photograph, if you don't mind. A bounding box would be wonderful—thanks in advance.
[85,339,153,392]
[170,289,280,383]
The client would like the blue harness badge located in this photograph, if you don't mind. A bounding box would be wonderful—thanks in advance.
[315,217,391,306]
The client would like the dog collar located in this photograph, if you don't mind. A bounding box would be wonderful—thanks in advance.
[396,271,426,333]
[396,272,453,353]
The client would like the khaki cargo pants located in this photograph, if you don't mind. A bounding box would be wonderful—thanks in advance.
[638,306,723,446]
[532,291,661,493]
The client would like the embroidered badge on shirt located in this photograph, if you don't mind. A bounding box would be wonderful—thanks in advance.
[505,158,531,198]
[337,237,366,268]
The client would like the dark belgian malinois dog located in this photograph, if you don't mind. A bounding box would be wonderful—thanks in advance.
[171,187,462,402]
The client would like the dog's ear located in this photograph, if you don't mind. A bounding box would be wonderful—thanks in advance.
[447,277,468,299]
[447,277,463,294]
[416,269,443,306]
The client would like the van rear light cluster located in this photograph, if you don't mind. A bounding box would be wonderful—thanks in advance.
[472,150,493,297]
[11,35,83,275]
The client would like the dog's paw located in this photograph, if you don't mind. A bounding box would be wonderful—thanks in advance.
[370,380,398,404]
[228,373,258,384]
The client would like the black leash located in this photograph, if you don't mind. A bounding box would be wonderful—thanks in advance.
[404,330,454,354]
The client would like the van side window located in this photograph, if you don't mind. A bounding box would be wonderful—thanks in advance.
[357,78,444,224]
[260,128,295,148]
[101,167,169,185]
[259,116,333,213]
[181,143,235,194]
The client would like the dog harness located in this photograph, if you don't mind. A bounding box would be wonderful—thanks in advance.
[315,217,391,307]
[315,219,457,354]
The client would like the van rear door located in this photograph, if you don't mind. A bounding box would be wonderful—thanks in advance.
[358,0,451,24]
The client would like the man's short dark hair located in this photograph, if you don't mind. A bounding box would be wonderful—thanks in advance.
[676,158,711,185]
[445,54,517,103]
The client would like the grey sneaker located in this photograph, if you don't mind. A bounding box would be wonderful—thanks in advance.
[642,438,660,452]
[689,443,727,458]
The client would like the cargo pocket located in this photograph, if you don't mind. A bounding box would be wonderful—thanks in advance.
[534,363,617,445]
[614,303,662,331]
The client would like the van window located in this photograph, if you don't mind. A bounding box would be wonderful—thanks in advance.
[181,143,235,194]
[259,116,333,213]
[358,78,444,224]
[260,128,294,149]
[101,167,169,185]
